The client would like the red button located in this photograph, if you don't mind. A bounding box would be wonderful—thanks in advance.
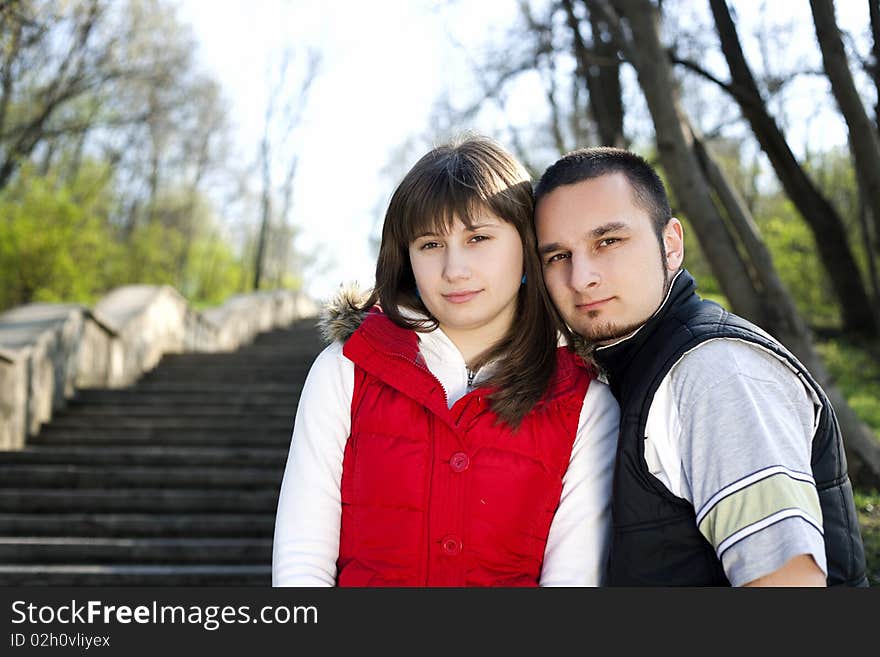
[450,452,469,472]
[441,535,462,555]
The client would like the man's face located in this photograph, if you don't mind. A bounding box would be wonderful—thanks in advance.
[535,172,683,344]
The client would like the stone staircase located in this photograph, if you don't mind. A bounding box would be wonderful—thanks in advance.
[0,317,323,585]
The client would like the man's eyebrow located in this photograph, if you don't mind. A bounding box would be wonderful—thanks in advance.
[538,221,630,254]
[590,221,628,237]
[538,242,565,255]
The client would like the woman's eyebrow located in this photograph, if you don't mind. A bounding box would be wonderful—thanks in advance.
[466,220,501,230]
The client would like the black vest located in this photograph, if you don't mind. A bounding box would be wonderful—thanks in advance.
[593,270,867,586]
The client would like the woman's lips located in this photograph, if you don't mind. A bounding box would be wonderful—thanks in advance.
[443,290,482,304]
[576,296,614,312]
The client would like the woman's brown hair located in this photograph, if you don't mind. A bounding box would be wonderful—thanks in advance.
[362,134,559,430]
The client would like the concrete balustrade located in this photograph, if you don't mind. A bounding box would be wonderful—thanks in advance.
[0,286,318,450]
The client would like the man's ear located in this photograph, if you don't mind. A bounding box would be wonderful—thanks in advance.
[663,218,684,272]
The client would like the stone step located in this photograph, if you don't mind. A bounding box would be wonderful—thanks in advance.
[0,564,270,586]
[44,416,293,430]
[0,488,280,513]
[140,371,306,384]
[30,430,291,447]
[58,405,295,418]
[0,319,323,585]
[0,537,272,564]
[243,328,319,339]
[143,364,309,376]
[0,513,275,537]
[69,391,299,405]
[0,465,284,489]
[157,353,318,366]
[183,353,318,365]
[0,446,288,467]
[88,382,300,394]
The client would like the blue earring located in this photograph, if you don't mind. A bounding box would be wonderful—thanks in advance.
[521,274,527,285]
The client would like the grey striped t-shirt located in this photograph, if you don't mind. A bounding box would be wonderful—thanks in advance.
[643,338,827,586]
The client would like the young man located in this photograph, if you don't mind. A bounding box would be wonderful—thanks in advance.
[534,147,867,587]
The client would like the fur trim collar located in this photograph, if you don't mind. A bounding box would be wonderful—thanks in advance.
[569,332,596,365]
[318,283,372,344]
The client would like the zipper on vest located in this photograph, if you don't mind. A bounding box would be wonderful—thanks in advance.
[386,350,451,406]
[466,368,477,392]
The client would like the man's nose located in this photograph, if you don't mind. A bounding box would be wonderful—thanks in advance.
[442,246,471,281]
[569,253,600,291]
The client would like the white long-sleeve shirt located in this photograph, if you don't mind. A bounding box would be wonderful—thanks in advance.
[272,326,620,587]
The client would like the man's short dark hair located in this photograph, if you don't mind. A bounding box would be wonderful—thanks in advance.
[534,147,672,245]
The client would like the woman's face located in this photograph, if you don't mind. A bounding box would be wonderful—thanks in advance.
[408,210,524,344]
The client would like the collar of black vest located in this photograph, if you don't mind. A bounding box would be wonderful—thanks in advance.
[591,268,697,397]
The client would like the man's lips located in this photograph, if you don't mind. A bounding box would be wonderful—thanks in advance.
[442,289,482,304]
[575,296,614,312]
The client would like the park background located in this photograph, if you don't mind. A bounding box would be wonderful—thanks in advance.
[0,0,878,584]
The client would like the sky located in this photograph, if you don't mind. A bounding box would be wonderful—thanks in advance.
[174,0,520,302]
[173,0,870,303]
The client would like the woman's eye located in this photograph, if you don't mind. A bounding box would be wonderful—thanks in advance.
[419,241,441,250]
[470,234,490,243]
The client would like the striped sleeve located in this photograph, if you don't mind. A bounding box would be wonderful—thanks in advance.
[669,340,827,586]
[696,465,823,559]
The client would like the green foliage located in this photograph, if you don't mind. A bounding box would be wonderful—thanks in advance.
[854,491,880,586]
[0,163,118,309]
[677,215,723,300]
[807,146,877,294]
[805,146,860,228]
[816,336,880,585]
[815,338,880,434]
[0,164,257,313]
[186,238,246,307]
[124,221,186,287]
[755,194,840,330]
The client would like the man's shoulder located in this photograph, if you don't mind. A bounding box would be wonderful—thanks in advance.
[677,337,769,367]
[666,338,798,404]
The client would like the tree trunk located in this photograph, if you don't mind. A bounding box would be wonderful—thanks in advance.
[561,0,626,147]
[692,133,806,348]
[253,136,271,291]
[0,12,22,147]
[710,0,878,338]
[856,172,880,309]
[595,0,880,488]
[587,10,626,148]
[869,0,880,130]
[593,0,766,326]
[811,0,880,267]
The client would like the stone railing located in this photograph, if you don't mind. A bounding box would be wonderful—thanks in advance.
[0,285,318,450]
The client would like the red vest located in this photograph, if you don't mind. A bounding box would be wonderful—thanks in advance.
[338,311,592,586]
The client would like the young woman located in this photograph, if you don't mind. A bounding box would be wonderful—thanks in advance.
[272,135,619,586]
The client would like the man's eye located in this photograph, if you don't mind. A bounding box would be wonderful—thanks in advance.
[545,252,570,264]
[598,237,620,248]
